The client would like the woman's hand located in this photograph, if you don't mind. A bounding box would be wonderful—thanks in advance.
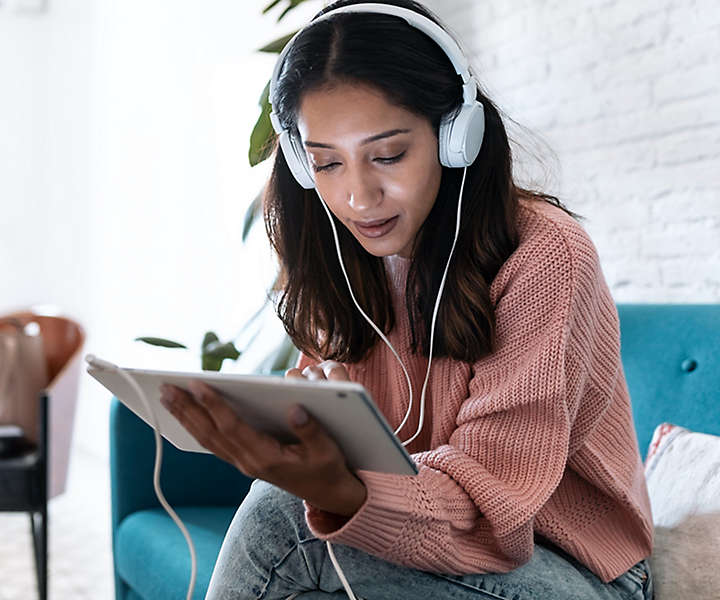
[159,364,365,517]
[285,359,351,382]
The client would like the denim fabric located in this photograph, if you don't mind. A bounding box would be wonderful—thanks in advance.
[205,480,653,600]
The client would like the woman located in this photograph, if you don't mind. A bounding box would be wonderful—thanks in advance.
[161,1,655,598]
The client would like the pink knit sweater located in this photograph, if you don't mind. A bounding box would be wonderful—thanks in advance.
[296,197,654,583]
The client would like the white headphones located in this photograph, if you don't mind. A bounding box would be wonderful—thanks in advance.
[268,2,485,189]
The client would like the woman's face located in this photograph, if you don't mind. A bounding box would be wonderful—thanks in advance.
[296,82,442,258]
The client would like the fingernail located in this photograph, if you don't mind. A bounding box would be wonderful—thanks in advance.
[291,406,308,426]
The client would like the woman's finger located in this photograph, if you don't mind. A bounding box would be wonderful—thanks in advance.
[186,380,239,429]
[318,360,350,381]
[185,380,283,461]
[162,383,278,476]
[302,365,326,381]
[285,367,305,379]
[160,385,236,458]
[285,404,341,460]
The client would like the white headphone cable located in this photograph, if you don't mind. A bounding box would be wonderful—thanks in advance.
[326,540,360,600]
[316,189,416,440]
[399,165,467,446]
[105,364,198,600]
[316,165,467,445]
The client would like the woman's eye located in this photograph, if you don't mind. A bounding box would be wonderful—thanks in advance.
[313,162,340,173]
[312,151,405,173]
[375,151,406,164]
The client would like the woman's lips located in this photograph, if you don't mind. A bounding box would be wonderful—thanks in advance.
[354,216,399,238]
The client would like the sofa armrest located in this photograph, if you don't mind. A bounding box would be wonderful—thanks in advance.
[109,396,253,530]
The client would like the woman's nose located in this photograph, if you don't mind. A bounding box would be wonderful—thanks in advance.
[346,173,382,212]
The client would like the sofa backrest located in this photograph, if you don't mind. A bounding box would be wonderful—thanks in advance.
[616,303,720,461]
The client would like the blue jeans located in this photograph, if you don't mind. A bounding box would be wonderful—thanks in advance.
[205,480,654,600]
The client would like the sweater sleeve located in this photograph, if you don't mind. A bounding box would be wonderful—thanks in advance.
[304,227,598,575]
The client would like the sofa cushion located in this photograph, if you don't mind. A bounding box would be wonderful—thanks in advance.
[116,505,237,600]
[616,304,720,461]
[644,423,720,598]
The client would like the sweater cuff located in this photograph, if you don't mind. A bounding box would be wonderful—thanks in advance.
[305,470,416,555]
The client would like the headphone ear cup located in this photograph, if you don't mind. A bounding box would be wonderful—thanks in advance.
[438,101,485,168]
[278,129,316,189]
[438,114,453,167]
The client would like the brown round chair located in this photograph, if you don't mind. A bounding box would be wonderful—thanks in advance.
[0,308,85,600]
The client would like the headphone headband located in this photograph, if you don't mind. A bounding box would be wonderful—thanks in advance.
[269,1,485,188]
[269,3,478,120]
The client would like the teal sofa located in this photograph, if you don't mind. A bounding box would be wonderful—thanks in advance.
[109,304,720,599]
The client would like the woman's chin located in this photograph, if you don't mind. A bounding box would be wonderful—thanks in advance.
[357,238,407,258]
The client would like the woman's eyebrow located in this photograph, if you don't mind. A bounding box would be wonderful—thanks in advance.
[304,128,411,149]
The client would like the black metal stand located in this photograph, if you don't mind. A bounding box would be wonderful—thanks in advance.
[0,391,49,600]
[32,391,48,600]
[30,507,47,600]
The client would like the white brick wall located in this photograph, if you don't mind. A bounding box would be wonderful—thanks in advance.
[424,0,720,302]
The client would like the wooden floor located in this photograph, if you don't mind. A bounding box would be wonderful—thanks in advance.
[0,448,114,600]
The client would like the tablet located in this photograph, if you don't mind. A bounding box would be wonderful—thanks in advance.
[85,354,417,476]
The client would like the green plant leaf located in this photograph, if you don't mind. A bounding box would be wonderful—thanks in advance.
[242,189,264,242]
[200,332,241,371]
[201,331,220,350]
[134,337,187,349]
[203,340,241,361]
[262,0,283,15]
[257,81,270,112]
[249,81,275,167]
[258,31,297,54]
[202,355,224,371]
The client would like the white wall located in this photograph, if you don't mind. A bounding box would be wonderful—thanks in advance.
[0,0,91,318]
[424,0,720,301]
[0,0,322,459]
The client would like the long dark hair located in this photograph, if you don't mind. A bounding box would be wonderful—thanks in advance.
[264,0,583,364]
